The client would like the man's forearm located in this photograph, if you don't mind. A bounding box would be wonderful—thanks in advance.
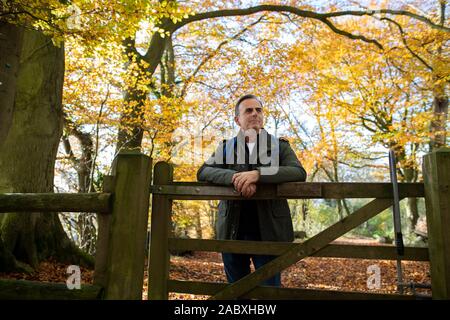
[257,166,307,184]
[197,166,238,185]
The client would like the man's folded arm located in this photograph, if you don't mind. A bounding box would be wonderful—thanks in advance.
[197,141,237,186]
[257,141,307,184]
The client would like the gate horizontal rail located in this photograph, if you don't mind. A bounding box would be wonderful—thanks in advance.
[168,238,429,261]
[151,182,424,199]
[168,280,416,300]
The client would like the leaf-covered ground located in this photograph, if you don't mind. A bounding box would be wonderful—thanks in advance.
[160,251,430,300]
[0,259,95,284]
[1,243,430,300]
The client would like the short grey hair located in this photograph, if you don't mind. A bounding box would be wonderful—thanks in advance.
[235,94,263,117]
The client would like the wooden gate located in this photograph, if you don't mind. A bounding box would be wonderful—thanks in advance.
[148,149,450,300]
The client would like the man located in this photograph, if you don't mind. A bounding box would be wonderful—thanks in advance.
[197,94,307,287]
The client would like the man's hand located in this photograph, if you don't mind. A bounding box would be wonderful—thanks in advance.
[232,170,260,193]
[241,183,257,198]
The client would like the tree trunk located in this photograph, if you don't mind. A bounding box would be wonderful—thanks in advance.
[430,87,448,150]
[342,199,351,216]
[301,200,309,222]
[115,34,167,153]
[72,129,97,254]
[405,197,419,234]
[0,22,23,146]
[391,144,420,234]
[429,2,448,151]
[209,201,217,239]
[336,200,344,220]
[62,124,95,193]
[116,90,147,152]
[195,210,202,239]
[62,126,98,255]
[0,25,92,271]
[403,165,420,233]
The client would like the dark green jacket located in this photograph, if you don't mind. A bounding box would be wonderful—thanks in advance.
[197,129,307,242]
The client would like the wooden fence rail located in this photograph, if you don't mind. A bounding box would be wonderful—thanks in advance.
[150,182,424,200]
[168,238,429,261]
[167,280,416,300]
[0,193,111,213]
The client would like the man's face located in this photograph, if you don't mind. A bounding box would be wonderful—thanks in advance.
[235,98,264,132]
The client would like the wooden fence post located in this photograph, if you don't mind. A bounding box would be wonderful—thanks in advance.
[102,151,152,300]
[423,148,450,299]
[148,161,173,300]
[93,175,114,288]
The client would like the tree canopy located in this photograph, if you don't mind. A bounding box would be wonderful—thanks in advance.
[1,0,449,265]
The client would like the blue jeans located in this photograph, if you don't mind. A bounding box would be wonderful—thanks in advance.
[221,233,281,287]
[222,253,281,286]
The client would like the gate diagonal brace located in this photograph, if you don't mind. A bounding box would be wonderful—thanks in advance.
[210,198,398,300]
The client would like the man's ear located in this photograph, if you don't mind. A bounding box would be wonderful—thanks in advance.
[234,116,240,127]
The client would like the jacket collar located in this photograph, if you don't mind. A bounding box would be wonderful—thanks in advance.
[224,128,278,165]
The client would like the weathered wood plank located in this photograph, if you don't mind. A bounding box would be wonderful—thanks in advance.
[168,238,429,261]
[0,193,111,213]
[423,148,450,299]
[150,182,424,199]
[151,184,276,200]
[0,279,102,300]
[167,280,416,300]
[148,162,173,300]
[279,183,423,199]
[210,198,396,300]
[103,152,152,300]
[93,175,115,289]
[315,244,429,261]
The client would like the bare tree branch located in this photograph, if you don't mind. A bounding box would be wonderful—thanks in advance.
[89,85,110,192]
[439,0,447,26]
[381,17,433,71]
[170,5,450,54]
[171,5,391,49]
[275,101,311,150]
[320,17,383,49]
[175,5,449,32]
[180,15,266,98]
[321,8,450,32]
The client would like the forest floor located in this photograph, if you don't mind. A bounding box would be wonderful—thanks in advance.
[0,237,431,299]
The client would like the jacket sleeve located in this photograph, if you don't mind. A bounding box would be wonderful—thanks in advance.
[197,140,237,186]
[257,140,307,184]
